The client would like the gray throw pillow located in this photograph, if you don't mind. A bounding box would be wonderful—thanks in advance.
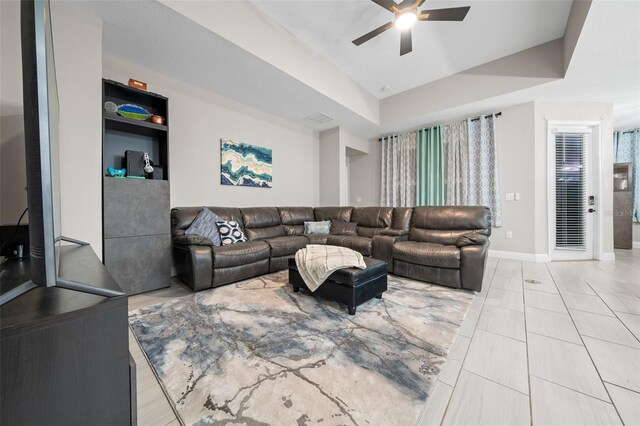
[185,208,222,246]
[304,220,331,234]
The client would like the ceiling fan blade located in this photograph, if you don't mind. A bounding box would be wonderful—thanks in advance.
[418,6,470,21]
[370,0,399,12]
[400,29,412,56]
[398,0,425,10]
[352,21,394,46]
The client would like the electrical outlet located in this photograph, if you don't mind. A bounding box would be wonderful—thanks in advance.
[515,193,520,201]
[506,231,513,239]
[356,197,362,203]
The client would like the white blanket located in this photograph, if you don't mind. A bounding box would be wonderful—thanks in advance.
[295,245,367,292]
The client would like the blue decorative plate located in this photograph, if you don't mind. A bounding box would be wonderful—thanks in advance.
[117,104,150,121]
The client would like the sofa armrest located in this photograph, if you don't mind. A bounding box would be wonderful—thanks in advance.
[173,245,213,291]
[173,234,214,246]
[372,234,409,272]
[380,229,409,237]
[459,244,489,292]
[455,232,489,248]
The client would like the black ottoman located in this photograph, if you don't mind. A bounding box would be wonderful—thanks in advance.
[288,257,387,315]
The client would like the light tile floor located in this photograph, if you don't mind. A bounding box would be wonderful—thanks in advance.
[418,248,640,426]
[129,249,640,426]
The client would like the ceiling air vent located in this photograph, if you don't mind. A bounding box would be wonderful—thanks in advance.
[304,112,334,124]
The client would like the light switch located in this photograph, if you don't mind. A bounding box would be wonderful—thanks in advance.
[506,231,513,239]
[515,193,520,201]
[506,193,515,201]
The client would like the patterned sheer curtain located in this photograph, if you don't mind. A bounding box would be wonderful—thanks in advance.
[380,132,417,207]
[613,129,640,222]
[443,122,468,205]
[416,126,444,206]
[467,115,502,226]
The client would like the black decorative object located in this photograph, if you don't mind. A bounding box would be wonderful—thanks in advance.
[125,150,145,178]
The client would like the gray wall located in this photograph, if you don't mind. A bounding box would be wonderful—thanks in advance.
[490,102,536,253]
[349,139,381,207]
[0,2,104,257]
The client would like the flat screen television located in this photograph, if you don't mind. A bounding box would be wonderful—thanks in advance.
[0,0,123,305]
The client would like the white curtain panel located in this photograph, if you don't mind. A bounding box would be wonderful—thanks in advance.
[380,132,417,207]
[467,115,503,227]
[443,122,469,206]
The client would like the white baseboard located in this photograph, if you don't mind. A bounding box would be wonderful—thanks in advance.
[599,252,616,261]
[489,250,550,262]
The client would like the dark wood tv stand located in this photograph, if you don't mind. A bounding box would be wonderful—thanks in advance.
[0,245,134,425]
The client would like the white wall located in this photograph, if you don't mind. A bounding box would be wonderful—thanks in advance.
[103,56,320,209]
[0,0,28,225]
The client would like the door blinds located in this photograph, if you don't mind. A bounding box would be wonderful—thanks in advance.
[555,132,590,250]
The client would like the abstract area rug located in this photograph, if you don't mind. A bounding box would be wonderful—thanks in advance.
[129,271,474,425]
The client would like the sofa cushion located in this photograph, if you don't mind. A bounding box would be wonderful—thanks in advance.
[265,236,308,257]
[212,241,270,268]
[278,207,314,225]
[326,235,373,256]
[216,220,248,245]
[314,207,353,222]
[171,207,244,237]
[393,241,460,269]
[173,234,214,246]
[283,225,304,236]
[352,207,393,238]
[241,207,286,241]
[304,233,329,245]
[410,206,492,245]
[391,207,413,231]
[185,208,222,246]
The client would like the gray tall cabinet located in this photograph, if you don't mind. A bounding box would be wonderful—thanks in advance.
[613,162,633,249]
[102,79,171,295]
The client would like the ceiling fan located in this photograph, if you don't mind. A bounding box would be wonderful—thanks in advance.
[353,0,470,56]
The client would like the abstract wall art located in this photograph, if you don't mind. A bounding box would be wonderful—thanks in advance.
[220,139,272,188]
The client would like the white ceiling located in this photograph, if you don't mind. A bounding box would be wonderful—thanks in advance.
[63,0,640,136]
[250,0,573,98]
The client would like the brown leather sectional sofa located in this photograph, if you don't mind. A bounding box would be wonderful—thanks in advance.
[171,205,491,293]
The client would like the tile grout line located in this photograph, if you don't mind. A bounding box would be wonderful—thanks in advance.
[544,262,625,425]
[531,375,619,405]
[521,261,534,426]
[602,380,640,396]
[435,257,500,426]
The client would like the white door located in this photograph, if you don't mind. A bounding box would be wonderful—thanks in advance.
[549,126,596,260]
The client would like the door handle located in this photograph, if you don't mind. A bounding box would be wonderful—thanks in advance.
[588,208,596,213]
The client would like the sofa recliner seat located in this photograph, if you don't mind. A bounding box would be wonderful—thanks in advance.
[264,236,308,257]
[325,235,373,256]
[212,241,270,268]
[392,241,461,269]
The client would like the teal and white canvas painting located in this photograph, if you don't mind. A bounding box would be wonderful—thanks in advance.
[220,139,272,188]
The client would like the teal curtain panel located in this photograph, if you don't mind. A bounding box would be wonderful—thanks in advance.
[416,126,444,206]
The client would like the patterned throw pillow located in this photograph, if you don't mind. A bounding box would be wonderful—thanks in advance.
[304,220,331,235]
[216,220,248,245]
[330,219,358,236]
[185,208,222,246]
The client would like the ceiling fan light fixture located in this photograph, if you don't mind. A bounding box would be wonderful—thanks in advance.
[395,10,417,30]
